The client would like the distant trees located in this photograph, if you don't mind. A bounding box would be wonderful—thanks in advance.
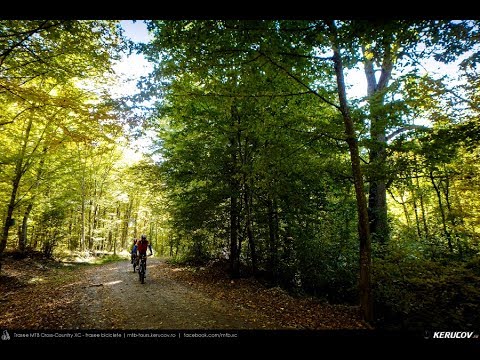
[0,20,163,258]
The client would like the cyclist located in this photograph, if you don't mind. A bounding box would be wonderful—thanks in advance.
[130,238,138,264]
[137,234,153,274]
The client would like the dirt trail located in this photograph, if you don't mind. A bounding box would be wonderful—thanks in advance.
[1,255,366,331]
[75,258,271,329]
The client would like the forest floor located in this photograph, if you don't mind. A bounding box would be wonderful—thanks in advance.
[0,252,368,331]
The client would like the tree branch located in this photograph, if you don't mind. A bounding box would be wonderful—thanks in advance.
[272,124,346,143]
[0,20,51,67]
[275,51,333,61]
[444,86,480,111]
[386,124,429,141]
[0,21,62,39]
[1,106,39,127]
[387,188,406,205]
[377,41,393,91]
[362,47,377,96]
[258,50,340,110]
[0,84,29,102]
[173,91,313,98]
[222,23,318,33]
[359,155,369,164]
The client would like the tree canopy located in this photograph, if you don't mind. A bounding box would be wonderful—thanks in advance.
[1,19,480,329]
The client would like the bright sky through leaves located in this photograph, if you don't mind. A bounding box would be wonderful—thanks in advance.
[112,20,466,146]
[113,20,462,111]
[111,20,455,167]
[112,21,154,163]
[112,20,153,99]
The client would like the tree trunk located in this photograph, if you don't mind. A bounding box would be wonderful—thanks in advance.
[452,177,467,254]
[330,23,373,323]
[87,200,93,250]
[400,190,411,227]
[115,203,121,253]
[363,43,393,244]
[93,204,99,249]
[429,171,452,252]
[244,184,257,275]
[79,150,87,252]
[1,181,20,254]
[22,145,48,252]
[414,155,429,238]
[440,171,462,257]
[267,198,278,280]
[113,235,117,255]
[18,203,33,253]
[230,191,240,277]
[229,103,241,278]
[0,116,34,255]
[368,173,388,243]
[122,199,132,249]
[80,194,85,251]
[68,212,73,250]
[133,209,138,238]
[451,175,466,227]
[419,191,429,239]
[411,179,422,239]
[101,207,107,251]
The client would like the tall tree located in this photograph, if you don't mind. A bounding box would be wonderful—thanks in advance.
[328,20,373,322]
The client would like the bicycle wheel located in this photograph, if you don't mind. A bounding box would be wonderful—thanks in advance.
[139,263,145,284]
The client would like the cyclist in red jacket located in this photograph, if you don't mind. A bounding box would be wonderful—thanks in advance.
[137,234,153,272]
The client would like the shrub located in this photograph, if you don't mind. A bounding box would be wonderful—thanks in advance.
[373,252,480,330]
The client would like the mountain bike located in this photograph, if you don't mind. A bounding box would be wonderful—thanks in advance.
[138,254,147,284]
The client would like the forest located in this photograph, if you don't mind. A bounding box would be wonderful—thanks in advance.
[1,20,480,332]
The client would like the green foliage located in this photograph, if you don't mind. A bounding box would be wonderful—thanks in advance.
[374,246,480,330]
[139,21,480,328]
[0,20,168,260]
[296,234,359,303]
[39,207,67,258]
[2,19,480,330]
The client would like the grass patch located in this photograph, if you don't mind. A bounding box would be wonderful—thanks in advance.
[56,250,129,265]
[165,256,183,266]
[91,254,127,265]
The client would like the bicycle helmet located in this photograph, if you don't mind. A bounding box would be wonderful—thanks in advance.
[141,234,147,240]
